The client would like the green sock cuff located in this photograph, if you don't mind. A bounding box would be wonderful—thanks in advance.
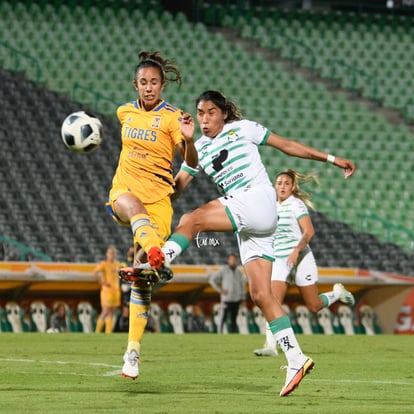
[169,233,190,250]
[269,315,291,334]
[319,293,329,307]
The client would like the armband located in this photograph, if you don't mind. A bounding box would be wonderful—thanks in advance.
[327,154,335,164]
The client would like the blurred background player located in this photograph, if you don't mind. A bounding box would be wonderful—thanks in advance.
[186,304,207,333]
[254,169,355,356]
[209,253,246,333]
[93,246,121,334]
[105,51,198,379]
[48,302,70,333]
[159,90,355,396]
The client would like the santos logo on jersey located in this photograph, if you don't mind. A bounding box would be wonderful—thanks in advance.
[226,129,240,141]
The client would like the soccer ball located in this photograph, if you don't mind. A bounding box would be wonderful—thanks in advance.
[61,111,103,153]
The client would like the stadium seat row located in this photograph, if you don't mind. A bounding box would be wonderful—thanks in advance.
[0,1,413,259]
[0,301,96,333]
[219,6,414,109]
[150,301,381,335]
[0,299,381,335]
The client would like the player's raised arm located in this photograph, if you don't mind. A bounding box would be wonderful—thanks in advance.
[266,132,356,179]
[176,112,198,168]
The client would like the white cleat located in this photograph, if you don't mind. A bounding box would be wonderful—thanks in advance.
[122,350,139,380]
[279,357,314,397]
[334,283,355,306]
[253,347,278,357]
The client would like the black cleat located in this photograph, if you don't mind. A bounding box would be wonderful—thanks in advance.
[156,264,174,282]
[119,267,161,284]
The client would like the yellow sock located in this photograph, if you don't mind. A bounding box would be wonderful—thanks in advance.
[131,214,160,253]
[104,317,113,333]
[127,285,151,351]
[95,318,105,333]
[127,341,141,354]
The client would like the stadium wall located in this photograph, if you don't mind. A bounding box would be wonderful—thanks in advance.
[0,261,413,334]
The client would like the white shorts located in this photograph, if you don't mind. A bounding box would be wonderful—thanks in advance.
[219,184,277,265]
[271,249,318,286]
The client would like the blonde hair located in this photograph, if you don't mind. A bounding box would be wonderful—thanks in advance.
[106,245,117,256]
[275,169,319,209]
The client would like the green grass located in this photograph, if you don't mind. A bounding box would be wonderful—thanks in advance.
[0,334,413,414]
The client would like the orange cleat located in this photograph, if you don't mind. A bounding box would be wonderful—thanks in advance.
[147,246,165,269]
[279,357,314,397]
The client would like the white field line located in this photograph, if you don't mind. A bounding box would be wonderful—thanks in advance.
[0,357,121,377]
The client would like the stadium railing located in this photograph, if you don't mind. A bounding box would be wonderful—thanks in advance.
[404,98,414,123]
[360,213,414,251]
[0,236,52,262]
[0,41,42,83]
[327,58,379,105]
[71,82,119,114]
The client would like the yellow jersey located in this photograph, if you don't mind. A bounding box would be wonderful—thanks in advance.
[94,260,121,293]
[111,99,185,203]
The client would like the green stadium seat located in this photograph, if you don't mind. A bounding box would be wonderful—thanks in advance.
[1,0,413,254]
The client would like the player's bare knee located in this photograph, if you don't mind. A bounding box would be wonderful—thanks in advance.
[249,289,268,308]
[115,193,146,220]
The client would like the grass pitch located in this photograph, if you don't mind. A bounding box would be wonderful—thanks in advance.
[0,333,413,414]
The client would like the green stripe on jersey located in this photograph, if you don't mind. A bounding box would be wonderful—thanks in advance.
[181,165,198,177]
[217,127,241,139]
[225,176,252,192]
[225,206,238,232]
[210,150,249,179]
[259,130,271,145]
[216,162,251,186]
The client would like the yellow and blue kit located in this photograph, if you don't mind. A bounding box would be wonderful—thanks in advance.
[95,260,121,307]
[110,99,185,204]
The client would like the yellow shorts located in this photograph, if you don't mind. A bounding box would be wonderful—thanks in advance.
[100,289,121,308]
[106,186,173,243]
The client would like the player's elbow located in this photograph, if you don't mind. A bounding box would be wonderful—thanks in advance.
[303,228,314,243]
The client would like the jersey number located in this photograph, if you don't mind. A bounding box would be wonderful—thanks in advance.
[212,149,228,172]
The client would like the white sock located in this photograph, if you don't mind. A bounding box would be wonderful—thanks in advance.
[274,327,304,365]
[320,290,340,307]
[135,239,185,270]
[162,240,183,264]
[265,322,277,350]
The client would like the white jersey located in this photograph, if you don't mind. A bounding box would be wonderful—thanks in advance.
[181,119,272,195]
[274,195,310,259]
